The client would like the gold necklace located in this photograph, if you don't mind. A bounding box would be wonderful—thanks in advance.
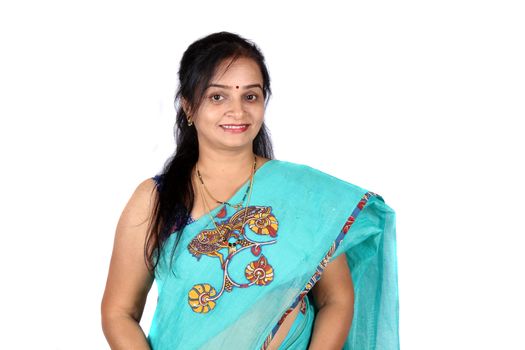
[195,155,257,210]
[195,155,257,235]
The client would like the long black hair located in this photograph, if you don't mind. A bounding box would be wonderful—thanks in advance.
[145,31,275,277]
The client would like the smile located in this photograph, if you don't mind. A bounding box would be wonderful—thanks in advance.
[220,124,250,133]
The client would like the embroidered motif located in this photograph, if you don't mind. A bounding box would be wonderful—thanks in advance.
[187,205,279,313]
[300,296,307,314]
[188,283,217,313]
[245,255,274,285]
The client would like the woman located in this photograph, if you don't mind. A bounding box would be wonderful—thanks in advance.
[101,31,399,350]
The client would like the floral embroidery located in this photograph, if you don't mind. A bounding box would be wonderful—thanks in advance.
[248,212,278,237]
[188,283,217,313]
[187,205,279,313]
[245,255,274,286]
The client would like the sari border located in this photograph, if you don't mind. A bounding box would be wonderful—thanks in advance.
[259,190,382,350]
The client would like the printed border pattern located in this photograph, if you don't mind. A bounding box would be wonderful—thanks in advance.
[260,191,380,350]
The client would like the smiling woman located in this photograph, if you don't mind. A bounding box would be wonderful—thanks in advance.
[101,31,400,350]
[182,57,266,148]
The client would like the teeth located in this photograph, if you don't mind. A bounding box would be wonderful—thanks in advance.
[221,125,247,129]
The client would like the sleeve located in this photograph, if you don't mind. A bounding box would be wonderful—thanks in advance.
[332,194,400,350]
[152,174,164,191]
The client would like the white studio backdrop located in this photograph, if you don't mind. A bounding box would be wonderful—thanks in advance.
[0,1,523,349]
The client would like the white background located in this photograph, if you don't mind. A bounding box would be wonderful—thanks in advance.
[1,1,523,349]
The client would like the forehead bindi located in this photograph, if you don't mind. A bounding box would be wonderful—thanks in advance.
[207,83,263,91]
[210,59,263,90]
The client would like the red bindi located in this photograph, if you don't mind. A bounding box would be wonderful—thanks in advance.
[236,85,239,89]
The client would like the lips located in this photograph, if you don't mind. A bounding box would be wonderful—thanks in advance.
[220,124,250,129]
[220,124,250,134]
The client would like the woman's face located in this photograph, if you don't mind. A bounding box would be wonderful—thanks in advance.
[187,57,266,153]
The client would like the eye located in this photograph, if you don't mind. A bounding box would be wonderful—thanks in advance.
[210,94,224,102]
[246,94,258,101]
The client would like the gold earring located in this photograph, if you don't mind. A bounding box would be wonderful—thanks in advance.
[187,116,193,126]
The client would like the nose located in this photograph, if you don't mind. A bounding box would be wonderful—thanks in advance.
[228,95,245,118]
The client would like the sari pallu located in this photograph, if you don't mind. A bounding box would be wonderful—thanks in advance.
[147,159,399,349]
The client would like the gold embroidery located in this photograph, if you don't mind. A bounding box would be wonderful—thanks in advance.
[187,205,279,313]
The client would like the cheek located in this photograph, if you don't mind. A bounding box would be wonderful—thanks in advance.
[249,104,265,116]
[195,108,221,122]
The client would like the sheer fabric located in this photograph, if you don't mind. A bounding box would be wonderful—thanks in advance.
[147,159,399,349]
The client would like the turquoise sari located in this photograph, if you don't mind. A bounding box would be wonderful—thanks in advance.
[147,159,399,349]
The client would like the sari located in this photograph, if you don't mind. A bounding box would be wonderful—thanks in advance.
[147,159,399,349]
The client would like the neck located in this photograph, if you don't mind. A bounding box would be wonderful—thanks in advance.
[195,150,258,180]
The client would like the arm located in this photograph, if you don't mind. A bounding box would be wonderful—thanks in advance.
[309,253,355,350]
[101,178,158,350]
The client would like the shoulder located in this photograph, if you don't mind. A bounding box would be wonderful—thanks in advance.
[134,177,159,201]
[273,159,372,198]
[275,160,395,222]
[118,177,159,228]
[151,174,165,191]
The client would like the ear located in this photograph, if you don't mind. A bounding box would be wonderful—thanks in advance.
[181,97,191,116]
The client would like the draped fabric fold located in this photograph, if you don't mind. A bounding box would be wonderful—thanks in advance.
[147,159,399,350]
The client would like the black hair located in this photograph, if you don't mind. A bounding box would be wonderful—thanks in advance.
[144,31,275,277]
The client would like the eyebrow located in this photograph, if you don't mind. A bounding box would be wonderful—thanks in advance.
[207,83,263,91]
